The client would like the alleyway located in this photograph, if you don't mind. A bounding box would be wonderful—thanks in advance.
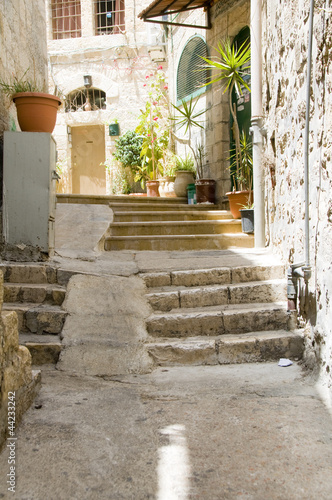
[0,202,332,499]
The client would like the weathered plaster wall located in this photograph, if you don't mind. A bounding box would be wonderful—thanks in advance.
[46,0,168,193]
[0,0,48,135]
[262,0,332,403]
[167,0,250,203]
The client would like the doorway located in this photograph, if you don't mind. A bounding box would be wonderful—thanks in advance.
[71,125,106,194]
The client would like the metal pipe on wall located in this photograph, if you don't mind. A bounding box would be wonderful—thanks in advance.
[250,0,265,247]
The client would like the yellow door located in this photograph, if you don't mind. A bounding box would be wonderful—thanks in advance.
[71,125,106,194]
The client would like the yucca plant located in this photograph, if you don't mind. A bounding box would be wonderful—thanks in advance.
[171,97,206,178]
[200,38,251,186]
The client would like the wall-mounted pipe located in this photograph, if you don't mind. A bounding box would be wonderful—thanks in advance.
[303,0,315,280]
[250,0,265,247]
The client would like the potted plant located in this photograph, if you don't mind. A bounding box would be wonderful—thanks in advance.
[158,150,177,197]
[0,70,61,133]
[112,130,144,194]
[171,97,212,200]
[135,66,170,197]
[173,154,196,197]
[194,143,216,204]
[200,37,251,216]
[228,130,253,219]
[108,118,120,137]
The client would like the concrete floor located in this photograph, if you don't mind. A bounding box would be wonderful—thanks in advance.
[1,203,332,499]
[0,364,332,499]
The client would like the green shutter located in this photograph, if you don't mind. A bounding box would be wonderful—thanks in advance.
[177,36,209,103]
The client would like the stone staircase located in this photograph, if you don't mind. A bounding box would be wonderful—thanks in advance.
[140,264,304,366]
[0,263,70,365]
[103,196,254,251]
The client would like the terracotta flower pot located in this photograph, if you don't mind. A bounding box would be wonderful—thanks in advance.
[146,180,160,197]
[12,92,62,133]
[226,190,251,219]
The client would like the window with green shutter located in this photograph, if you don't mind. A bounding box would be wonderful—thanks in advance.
[177,36,210,104]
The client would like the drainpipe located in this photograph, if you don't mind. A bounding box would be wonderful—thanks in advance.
[250,0,265,247]
[288,0,314,308]
[303,0,314,280]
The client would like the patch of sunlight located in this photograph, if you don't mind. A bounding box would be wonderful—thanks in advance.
[157,424,191,500]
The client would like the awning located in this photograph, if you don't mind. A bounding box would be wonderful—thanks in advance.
[138,0,213,30]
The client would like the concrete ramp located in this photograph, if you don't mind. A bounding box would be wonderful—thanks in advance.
[57,274,153,376]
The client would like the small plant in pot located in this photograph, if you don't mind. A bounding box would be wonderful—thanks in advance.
[171,97,211,200]
[0,70,62,133]
[173,154,196,198]
[194,143,216,204]
[228,130,253,219]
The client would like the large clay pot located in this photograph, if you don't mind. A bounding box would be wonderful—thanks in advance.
[196,178,216,204]
[12,92,62,133]
[146,180,160,197]
[159,176,176,197]
[226,190,251,219]
[174,171,195,197]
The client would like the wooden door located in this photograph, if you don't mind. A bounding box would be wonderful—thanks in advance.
[71,125,106,194]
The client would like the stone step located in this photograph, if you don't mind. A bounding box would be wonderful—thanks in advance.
[0,263,57,284]
[146,302,290,338]
[109,202,217,212]
[108,219,242,237]
[113,210,232,222]
[20,333,62,365]
[146,330,304,366]
[147,279,287,311]
[2,303,67,335]
[57,194,187,205]
[104,233,254,251]
[3,283,66,305]
[140,265,285,288]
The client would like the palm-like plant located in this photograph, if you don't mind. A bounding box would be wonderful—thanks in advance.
[200,38,251,186]
[172,97,206,178]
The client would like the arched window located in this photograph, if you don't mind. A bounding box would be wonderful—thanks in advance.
[177,36,209,103]
[65,88,106,112]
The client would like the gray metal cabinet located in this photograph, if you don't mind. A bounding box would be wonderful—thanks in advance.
[3,132,57,255]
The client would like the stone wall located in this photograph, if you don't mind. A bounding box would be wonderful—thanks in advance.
[262,0,332,403]
[0,0,48,135]
[0,271,41,451]
[46,0,168,193]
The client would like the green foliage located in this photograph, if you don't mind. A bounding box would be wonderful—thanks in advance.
[199,38,251,96]
[200,37,251,186]
[172,97,205,134]
[229,131,253,203]
[0,69,40,97]
[103,157,132,195]
[175,154,195,173]
[113,131,143,169]
[135,67,171,181]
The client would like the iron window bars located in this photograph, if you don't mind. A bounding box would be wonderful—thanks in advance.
[65,88,106,112]
[51,0,82,39]
[94,0,125,35]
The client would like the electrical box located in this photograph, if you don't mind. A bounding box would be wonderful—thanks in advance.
[3,132,57,256]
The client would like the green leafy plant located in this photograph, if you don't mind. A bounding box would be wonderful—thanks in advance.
[103,157,131,195]
[229,131,253,205]
[175,154,195,173]
[171,97,206,178]
[113,131,143,170]
[199,37,251,186]
[0,70,40,97]
[135,67,171,183]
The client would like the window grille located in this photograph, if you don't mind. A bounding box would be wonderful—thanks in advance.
[94,0,125,35]
[51,0,82,39]
[65,88,107,112]
[177,36,210,103]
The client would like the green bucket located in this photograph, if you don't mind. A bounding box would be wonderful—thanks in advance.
[186,183,196,205]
